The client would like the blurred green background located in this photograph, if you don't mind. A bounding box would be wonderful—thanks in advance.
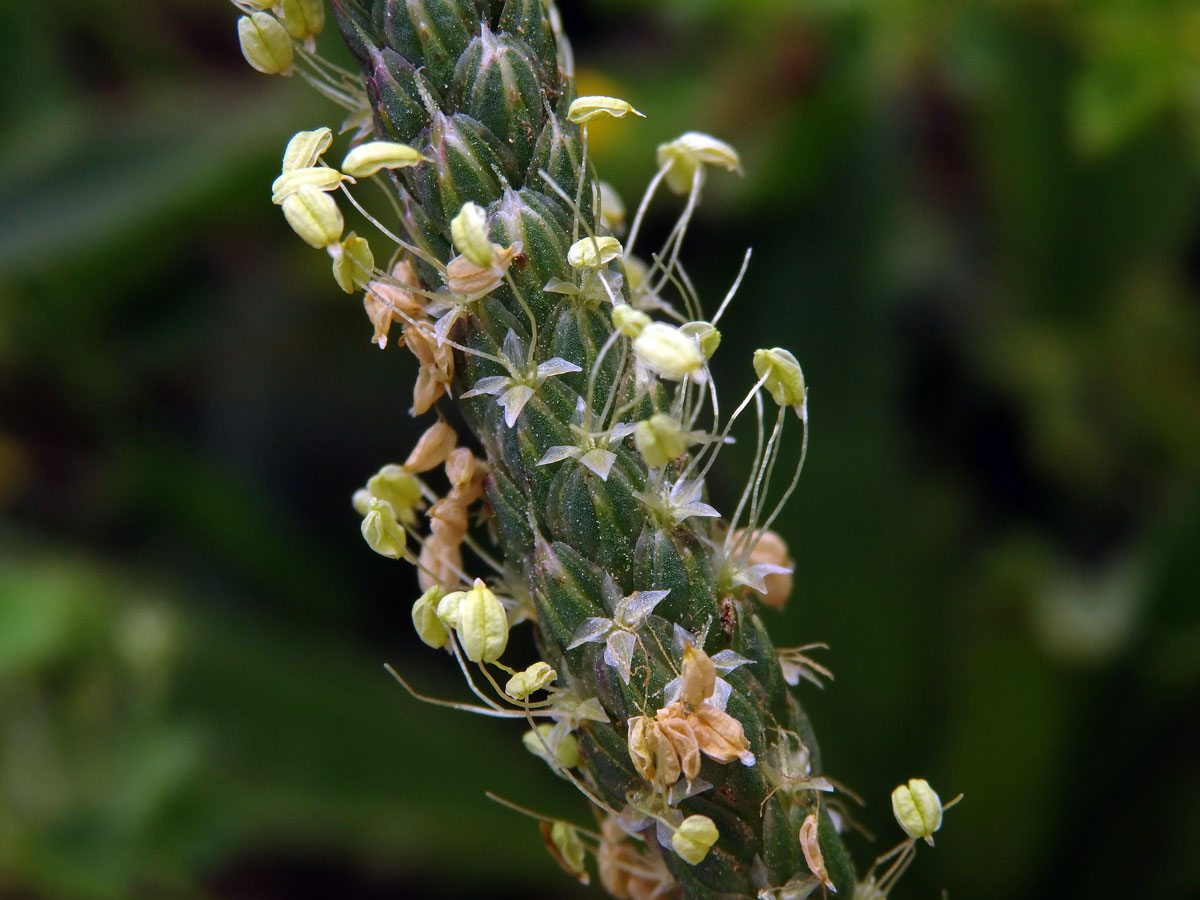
[2,1,1199,898]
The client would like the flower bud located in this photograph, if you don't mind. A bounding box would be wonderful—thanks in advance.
[567,235,622,269]
[331,233,374,293]
[753,347,806,413]
[280,0,324,41]
[633,322,706,382]
[670,814,719,865]
[656,131,741,194]
[341,140,424,178]
[237,12,293,76]
[567,96,645,124]
[450,202,494,268]
[360,499,406,559]
[892,778,943,845]
[634,413,686,468]
[412,587,449,649]
[271,166,345,205]
[282,184,343,248]
[523,723,580,767]
[282,127,332,172]
[680,320,721,359]
[612,305,650,338]
[456,578,508,663]
[505,661,557,699]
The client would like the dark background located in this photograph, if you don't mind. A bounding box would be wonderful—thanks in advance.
[2,1,1199,898]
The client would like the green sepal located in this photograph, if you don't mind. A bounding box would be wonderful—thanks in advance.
[483,468,533,557]
[634,523,719,635]
[497,0,559,92]
[368,48,432,143]
[451,26,545,179]
[383,0,477,94]
[329,0,382,65]
[528,113,593,224]
[416,111,512,228]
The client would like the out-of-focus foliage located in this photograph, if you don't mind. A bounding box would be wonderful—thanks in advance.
[1,0,1197,898]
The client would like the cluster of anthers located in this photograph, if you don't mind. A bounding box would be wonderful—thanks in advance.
[232,2,959,895]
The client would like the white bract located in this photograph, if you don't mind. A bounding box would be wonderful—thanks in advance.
[567,580,670,683]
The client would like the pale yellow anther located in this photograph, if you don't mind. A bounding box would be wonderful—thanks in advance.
[892,778,943,845]
[455,578,508,663]
[282,184,343,248]
[341,140,424,178]
[331,233,374,294]
[282,127,333,172]
[656,131,742,195]
[403,420,457,473]
[365,464,422,524]
[634,413,686,468]
[671,815,719,865]
[567,96,645,124]
[523,723,580,767]
[680,321,721,359]
[504,661,557,699]
[280,0,324,41]
[799,813,835,890]
[548,822,587,879]
[435,589,466,629]
[360,498,406,559]
[271,166,347,205]
[753,347,807,413]
[598,181,625,232]
[567,235,622,269]
[411,587,449,649]
[612,305,650,339]
[633,322,706,382]
[450,202,494,268]
[237,12,293,76]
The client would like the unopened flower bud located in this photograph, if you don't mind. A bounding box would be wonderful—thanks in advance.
[567,96,645,124]
[680,320,721,359]
[280,0,324,41]
[282,184,343,248]
[634,322,706,382]
[505,661,557,699]
[634,413,686,468]
[455,578,508,663]
[657,131,742,194]
[271,166,346,205]
[237,12,293,76]
[412,587,449,649]
[568,235,622,269]
[360,499,406,559]
[341,140,424,178]
[331,233,374,293]
[671,814,719,865]
[282,127,332,172]
[523,723,579,767]
[450,202,494,268]
[612,305,650,338]
[892,778,943,845]
[753,347,806,413]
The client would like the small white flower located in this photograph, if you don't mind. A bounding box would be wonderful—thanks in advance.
[536,398,635,480]
[662,625,753,712]
[461,331,581,428]
[635,477,720,527]
[567,577,670,683]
